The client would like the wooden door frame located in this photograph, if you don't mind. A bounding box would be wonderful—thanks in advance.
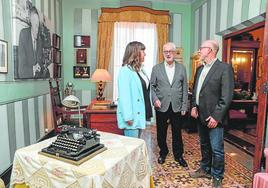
[222,16,267,174]
[253,2,268,174]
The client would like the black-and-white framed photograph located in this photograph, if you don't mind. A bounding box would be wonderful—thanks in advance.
[12,0,53,79]
[52,33,61,49]
[0,40,8,73]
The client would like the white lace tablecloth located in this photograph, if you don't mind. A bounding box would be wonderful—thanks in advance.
[10,132,151,188]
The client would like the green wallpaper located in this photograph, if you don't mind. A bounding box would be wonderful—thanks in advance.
[0,0,62,104]
[153,2,191,74]
[62,0,192,91]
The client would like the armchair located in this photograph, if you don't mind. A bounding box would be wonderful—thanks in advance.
[253,148,268,188]
[49,79,87,132]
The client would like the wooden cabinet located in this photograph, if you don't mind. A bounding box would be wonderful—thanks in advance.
[85,100,123,135]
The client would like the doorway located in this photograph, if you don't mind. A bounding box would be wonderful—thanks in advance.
[223,18,268,174]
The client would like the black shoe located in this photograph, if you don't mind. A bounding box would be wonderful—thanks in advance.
[158,156,166,164]
[212,177,222,188]
[175,157,188,167]
[189,168,212,179]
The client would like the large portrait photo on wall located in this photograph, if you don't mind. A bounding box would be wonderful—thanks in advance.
[13,0,53,79]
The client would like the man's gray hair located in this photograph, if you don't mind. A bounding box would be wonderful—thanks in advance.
[210,40,219,53]
[163,42,176,50]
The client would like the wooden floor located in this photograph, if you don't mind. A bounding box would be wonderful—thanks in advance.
[227,129,256,145]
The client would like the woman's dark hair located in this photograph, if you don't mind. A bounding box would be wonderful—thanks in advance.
[122,41,145,72]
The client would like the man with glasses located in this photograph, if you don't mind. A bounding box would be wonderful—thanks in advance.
[189,40,234,188]
[150,42,188,167]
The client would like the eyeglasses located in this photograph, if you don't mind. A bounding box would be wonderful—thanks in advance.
[199,46,211,50]
[163,50,175,54]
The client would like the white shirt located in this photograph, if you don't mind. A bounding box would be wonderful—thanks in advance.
[31,34,36,51]
[164,61,175,85]
[196,58,217,105]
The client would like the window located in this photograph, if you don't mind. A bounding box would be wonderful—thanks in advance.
[112,22,158,101]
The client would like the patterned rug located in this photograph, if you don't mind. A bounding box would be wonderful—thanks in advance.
[141,125,252,188]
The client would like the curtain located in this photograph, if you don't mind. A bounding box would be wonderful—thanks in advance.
[109,22,157,101]
[97,6,170,69]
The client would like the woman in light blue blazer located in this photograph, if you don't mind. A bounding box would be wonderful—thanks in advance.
[117,41,152,138]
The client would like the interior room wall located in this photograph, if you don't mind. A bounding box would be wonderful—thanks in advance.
[62,0,191,103]
[1,0,267,177]
[191,0,266,61]
[0,0,62,175]
[191,0,267,147]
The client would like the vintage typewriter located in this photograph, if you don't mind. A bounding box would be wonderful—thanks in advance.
[41,125,105,162]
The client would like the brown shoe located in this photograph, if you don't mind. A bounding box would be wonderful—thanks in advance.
[212,178,222,188]
[189,168,211,179]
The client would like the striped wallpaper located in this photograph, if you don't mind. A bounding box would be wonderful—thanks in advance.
[73,8,101,76]
[170,13,182,47]
[0,0,266,176]
[0,0,62,82]
[0,0,63,175]
[0,94,52,174]
[0,88,92,174]
[192,0,266,59]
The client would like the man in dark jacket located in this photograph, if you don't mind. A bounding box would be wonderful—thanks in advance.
[189,40,234,188]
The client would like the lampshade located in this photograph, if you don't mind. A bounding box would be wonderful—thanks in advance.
[62,95,80,108]
[91,69,112,82]
[91,69,112,101]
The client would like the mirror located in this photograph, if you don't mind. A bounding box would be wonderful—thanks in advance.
[229,33,260,96]
[231,50,255,93]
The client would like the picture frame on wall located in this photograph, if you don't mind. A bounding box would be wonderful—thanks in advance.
[174,47,183,64]
[12,1,53,79]
[52,34,61,49]
[73,66,90,78]
[0,39,8,73]
[53,64,61,78]
[76,49,87,64]
[74,35,90,48]
[53,48,61,64]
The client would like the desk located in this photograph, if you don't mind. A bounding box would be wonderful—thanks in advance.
[85,100,123,135]
[230,100,258,110]
[230,100,258,117]
[10,132,152,188]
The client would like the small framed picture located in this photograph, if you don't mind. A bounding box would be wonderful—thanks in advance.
[0,39,8,73]
[76,49,87,64]
[53,64,61,78]
[174,47,183,64]
[73,66,90,78]
[52,34,61,49]
[74,35,90,48]
[53,48,61,64]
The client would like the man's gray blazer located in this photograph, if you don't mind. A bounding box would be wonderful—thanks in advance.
[150,61,188,113]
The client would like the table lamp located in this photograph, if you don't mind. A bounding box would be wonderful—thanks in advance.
[91,69,112,101]
[62,95,82,127]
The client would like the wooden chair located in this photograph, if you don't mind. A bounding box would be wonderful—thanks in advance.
[49,79,87,132]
